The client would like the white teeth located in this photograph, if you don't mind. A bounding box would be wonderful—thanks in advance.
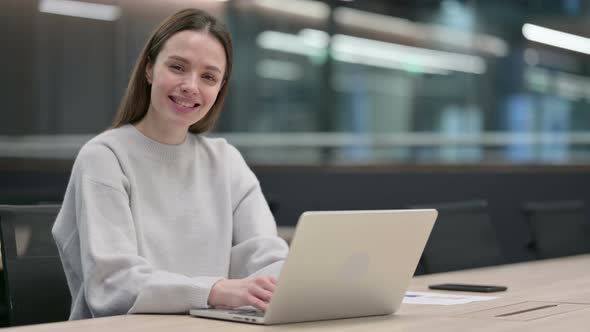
[173,98,194,108]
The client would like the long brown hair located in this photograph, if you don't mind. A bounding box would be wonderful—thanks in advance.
[112,9,233,133]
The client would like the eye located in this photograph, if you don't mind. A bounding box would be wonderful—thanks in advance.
[203,74,218,83]
[169,64,184,72]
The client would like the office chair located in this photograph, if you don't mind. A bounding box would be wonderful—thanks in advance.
[523,200,590,259]
[411,200,505,274]
[0,276,7,327]
[0,205,71,326]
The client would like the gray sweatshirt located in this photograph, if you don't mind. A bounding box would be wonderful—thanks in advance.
[52,124,288,320]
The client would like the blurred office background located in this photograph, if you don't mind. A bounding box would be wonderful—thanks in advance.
[1,0,590,264]
[2,1,590,327]
[3,0,590,164]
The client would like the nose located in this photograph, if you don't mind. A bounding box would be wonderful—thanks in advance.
[181,73,199,95]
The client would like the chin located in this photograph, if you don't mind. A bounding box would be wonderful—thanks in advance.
[166,115,193,129]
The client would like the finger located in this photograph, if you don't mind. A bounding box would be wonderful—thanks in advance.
[212,304,233,310]
[254,277,276,292]
[248,282,273,302]
[254,288,272,303]
[247,294,268,312]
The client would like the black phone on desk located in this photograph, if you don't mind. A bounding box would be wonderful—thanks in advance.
[428,283,507,293]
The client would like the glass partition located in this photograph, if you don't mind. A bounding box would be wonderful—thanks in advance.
[2,0,590,164]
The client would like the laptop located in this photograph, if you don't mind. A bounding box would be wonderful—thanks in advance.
[190,209,437,325]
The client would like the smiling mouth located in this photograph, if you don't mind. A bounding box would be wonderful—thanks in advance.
[169,96,200,108]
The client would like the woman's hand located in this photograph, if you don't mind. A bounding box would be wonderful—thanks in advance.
[207,276,277,311]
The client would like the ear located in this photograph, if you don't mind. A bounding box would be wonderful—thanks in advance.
[145,59,154,85]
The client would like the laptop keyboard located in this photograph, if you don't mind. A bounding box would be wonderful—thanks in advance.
[228,309,264,317]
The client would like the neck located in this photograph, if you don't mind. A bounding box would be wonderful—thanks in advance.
[135,110,188,145]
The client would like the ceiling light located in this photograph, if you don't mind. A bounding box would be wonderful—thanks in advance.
[254,0,329,20]
[257,29,486,74]
[39,0,121,21]
[334,7,507,57]
[523,23,590,55]
[256,59,303,81]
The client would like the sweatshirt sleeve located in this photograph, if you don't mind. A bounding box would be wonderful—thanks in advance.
[71,144,222,317]
[226,145,289,279]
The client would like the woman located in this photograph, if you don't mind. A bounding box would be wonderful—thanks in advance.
[52,8,289,320]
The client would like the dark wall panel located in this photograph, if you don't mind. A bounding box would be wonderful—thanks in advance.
[1,160,588,264]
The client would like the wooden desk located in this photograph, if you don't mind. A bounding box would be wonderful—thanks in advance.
[4,254,589,331]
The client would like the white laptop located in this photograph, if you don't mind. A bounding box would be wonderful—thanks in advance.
[190,209,437,325]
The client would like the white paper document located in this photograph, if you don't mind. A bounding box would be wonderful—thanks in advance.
[403,291,499,305]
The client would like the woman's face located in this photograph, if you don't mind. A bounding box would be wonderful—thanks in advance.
[145,30,226,130]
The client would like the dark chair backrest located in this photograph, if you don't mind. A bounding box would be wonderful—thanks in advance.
[411,200,505,274]
[523,200,590,259]
[0,205,70,326]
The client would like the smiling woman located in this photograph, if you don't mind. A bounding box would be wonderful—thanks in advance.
[51,8,289,320]
[112,8,234,141]
[139,30,227,143]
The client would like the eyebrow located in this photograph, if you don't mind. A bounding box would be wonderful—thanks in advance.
[167,55,223,74]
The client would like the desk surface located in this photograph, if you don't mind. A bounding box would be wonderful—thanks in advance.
[5,254,589,332]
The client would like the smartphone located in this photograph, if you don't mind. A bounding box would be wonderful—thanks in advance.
[428,283,507,293]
